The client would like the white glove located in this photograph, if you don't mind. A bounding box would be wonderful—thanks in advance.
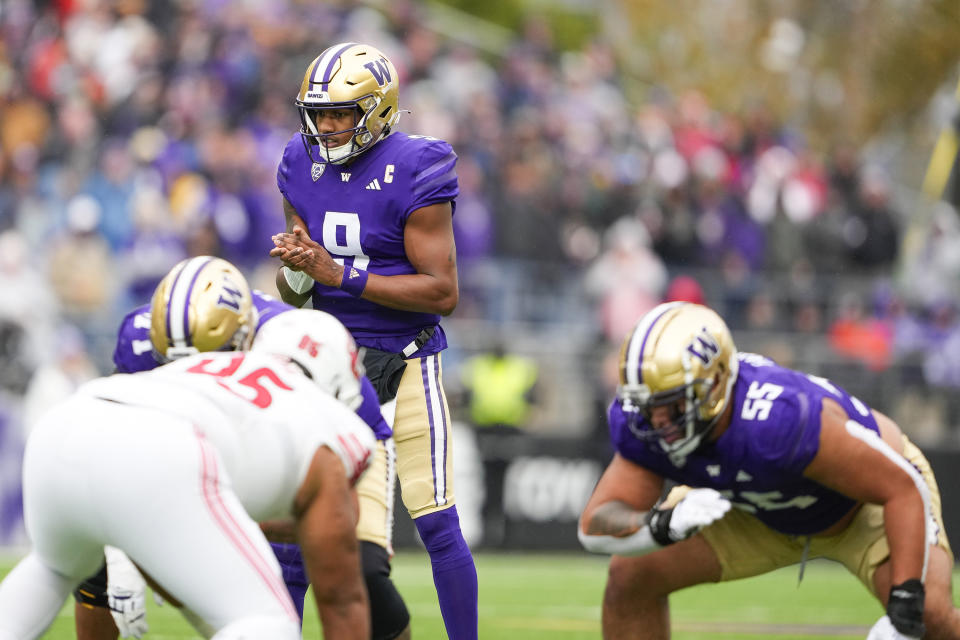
[867,615,922,640]
[105,546,149,639]
[649,488,732,544]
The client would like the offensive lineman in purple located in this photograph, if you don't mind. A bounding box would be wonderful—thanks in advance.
[580,302,960,640]
[609,352,873,535]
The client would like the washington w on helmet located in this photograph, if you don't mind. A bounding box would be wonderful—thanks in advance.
[296,42,402,166]
[617,302,738,465]
[149,256,257,362]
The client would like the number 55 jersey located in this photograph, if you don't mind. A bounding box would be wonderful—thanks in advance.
[608,353,882,536]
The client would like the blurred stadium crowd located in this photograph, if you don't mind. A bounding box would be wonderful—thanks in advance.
[2,0,960,456]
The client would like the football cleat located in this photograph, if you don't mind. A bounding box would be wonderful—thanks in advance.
[296,42,401,165]
[617,302,739,463]
[150,256,256,362]
[251,309,365,410]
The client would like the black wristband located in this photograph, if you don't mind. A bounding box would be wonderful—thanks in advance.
[887,579,925,638]
[646,508,676,547]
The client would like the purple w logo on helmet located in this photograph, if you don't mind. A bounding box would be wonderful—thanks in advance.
[687,328,720,365]
[364,58,392,86]
[217,282,244,311]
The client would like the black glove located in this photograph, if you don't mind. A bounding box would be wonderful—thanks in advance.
[887,579,925,638]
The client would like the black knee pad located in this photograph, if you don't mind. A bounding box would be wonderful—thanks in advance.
[74,562,109,608]
[361,541,410,640]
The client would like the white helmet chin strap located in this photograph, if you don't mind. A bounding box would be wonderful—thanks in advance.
[322,140,357,164]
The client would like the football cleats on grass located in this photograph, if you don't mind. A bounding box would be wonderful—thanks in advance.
[150,256,256,362]
[296,42,401,165]
[617,302,739,464]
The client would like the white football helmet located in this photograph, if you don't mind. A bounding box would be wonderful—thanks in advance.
[252,309,364,410]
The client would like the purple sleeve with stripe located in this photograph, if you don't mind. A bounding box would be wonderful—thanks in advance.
[406,138,459,217]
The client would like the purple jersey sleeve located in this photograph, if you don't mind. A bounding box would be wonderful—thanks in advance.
[112,304,161,373]
[609,354,880,535]
[406,136,459,215]
[252,290,294,330]
[276,132,455,355]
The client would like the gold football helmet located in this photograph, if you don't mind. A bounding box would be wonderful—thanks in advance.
[150,256,256,362]
[296,42,401,165]
[617,302,739,463]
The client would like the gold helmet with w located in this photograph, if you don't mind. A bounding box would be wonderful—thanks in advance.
[150,256,256,362]
[617,302,739,463]
[296,42,401,165]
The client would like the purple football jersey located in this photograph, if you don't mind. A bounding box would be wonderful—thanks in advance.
[252,290,295,327]
[277,131,457,356]
[113,291,292,374]
[112,304,156,373]
[609,352,881,535]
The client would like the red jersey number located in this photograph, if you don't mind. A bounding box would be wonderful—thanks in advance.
[186,355,294,408]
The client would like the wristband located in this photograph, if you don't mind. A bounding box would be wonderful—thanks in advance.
[646,507,677,546]
[283,266,314,294]
[339,266,369,297]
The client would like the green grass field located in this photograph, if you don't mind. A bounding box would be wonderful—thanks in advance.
[2,550,954,639]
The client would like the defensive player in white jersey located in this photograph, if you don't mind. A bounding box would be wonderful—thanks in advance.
[74,257,399,639]
[0,311,375,640]
[272,42,477,640]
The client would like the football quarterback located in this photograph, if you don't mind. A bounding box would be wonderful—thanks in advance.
[271,41,478,640]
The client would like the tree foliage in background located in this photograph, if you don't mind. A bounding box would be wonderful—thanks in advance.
[436,0,958,152]
[613,0,960,151]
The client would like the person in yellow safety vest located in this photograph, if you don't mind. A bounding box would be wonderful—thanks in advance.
[460,342,539,431]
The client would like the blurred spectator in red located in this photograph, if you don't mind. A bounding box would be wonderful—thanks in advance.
[664,275,705,304]
[828,292,893,372]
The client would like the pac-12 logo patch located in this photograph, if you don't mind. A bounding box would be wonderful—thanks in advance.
[311,162,325,181]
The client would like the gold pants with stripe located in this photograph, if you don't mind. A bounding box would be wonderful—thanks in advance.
[357,353,456,552]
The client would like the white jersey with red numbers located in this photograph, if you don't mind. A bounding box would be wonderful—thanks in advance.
[0,350,375,638]
[76,350,375,521]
